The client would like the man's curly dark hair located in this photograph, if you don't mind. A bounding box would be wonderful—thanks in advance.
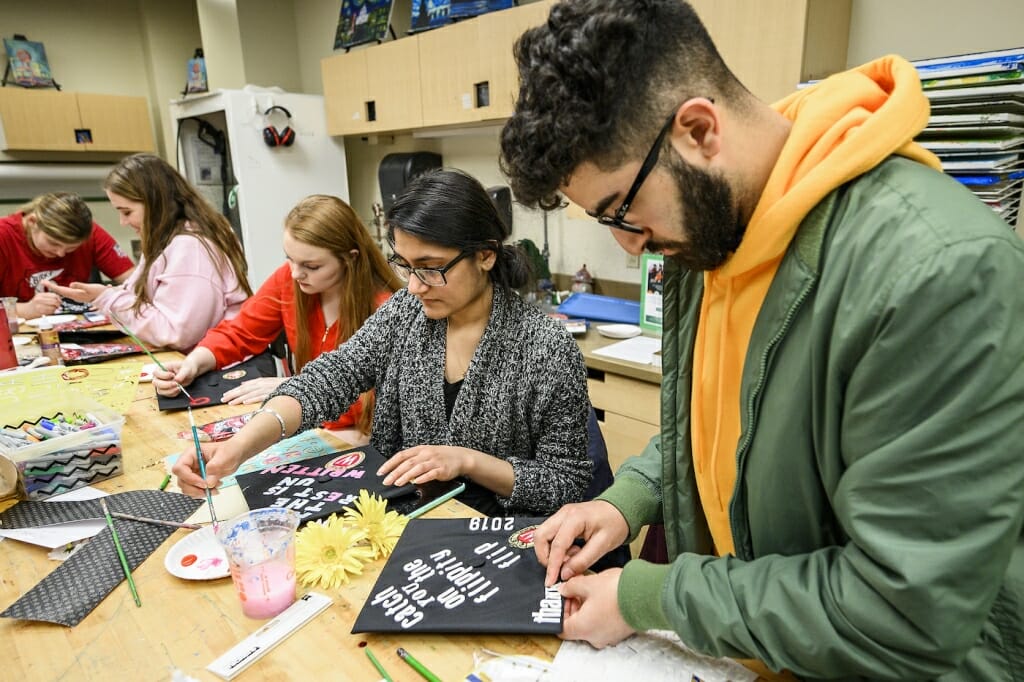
[499,0,747,210]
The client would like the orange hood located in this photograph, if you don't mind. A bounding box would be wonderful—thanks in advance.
[691,56,942,560]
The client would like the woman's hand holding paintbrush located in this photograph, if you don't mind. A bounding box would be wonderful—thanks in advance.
[171,439,241,497]
[153,347,216,397]
[172,397,300,497]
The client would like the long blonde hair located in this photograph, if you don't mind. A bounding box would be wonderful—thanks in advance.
[286,195,401,434]
[103,154,252,314]
[20,192,93,244]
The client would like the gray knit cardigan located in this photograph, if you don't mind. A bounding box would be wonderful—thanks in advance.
[269,285,592,515]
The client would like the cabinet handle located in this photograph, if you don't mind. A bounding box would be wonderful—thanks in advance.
[366,101,376,122]
[74,129,92,144]
[474,81,490,108]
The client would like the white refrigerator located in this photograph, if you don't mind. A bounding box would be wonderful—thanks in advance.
[169,89,350,289]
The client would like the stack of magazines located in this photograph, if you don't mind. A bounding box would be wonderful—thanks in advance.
[912,47,1024,229]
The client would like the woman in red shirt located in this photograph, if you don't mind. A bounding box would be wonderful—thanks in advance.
[0,192,134,319]
[155,194,400,440]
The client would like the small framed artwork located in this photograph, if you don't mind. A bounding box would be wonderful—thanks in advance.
[640,253,664,335]
[185,50,208,94]
[3,37,55,88]
[335,0,394,50]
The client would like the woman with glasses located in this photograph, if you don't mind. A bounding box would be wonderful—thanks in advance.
[173,168,592,516]
[153,194,400,444]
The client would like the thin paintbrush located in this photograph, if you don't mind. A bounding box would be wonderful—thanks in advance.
[107,310,168,372]
[107,310,191,398]
[99,498,141,607]
[188,404,219,529]
[109,511,201,531]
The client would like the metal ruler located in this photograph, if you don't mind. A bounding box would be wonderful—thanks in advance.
[207,592,333,680]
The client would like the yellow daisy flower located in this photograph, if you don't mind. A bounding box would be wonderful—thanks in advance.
[294,514,375,590]
[344,490,409,558]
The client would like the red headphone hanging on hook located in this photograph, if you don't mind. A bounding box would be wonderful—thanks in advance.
[262,105,295,147]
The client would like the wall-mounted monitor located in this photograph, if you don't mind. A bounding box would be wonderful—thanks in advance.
[335,0,395,50]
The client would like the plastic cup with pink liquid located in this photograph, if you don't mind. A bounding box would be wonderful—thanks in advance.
[216,508,300,619]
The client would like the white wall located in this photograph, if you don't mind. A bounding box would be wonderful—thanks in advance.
[847,0,1024,66]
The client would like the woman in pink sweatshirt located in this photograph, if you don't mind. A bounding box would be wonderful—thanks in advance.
[47,154,252,350]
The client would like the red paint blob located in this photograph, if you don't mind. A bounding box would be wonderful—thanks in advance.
[181,554,198,567]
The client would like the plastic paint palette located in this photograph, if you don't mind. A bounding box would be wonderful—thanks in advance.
[164,525,230,580]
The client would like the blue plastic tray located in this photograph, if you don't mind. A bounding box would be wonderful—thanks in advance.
[557,293,640,324]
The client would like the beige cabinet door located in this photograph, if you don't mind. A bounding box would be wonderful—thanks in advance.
[76,94,155,152]
[477,0,554,121]
[366,37,424,132]
[322,49,372,136]
[418,20,486,127]
[0,88,81,151]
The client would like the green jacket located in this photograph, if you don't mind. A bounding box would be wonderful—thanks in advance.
[600,157,1024,681]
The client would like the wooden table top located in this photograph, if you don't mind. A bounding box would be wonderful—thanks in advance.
[0,352,560,681]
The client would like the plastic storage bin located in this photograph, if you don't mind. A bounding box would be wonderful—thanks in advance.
[0,390,124,499]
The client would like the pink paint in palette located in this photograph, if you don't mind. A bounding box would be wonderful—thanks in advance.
[164,526,230,580]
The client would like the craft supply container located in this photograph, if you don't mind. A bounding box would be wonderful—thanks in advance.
[0,390,124,500]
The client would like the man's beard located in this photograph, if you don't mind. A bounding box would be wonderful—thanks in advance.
[646,150,744,271]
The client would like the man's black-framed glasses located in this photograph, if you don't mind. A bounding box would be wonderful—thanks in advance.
[586,110,678,235]
[388,250,472,287]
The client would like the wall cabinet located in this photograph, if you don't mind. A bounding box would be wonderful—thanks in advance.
[323,37,423,136]
[322,1,554,136]
[0,88,155,153]
[321,0,849,137]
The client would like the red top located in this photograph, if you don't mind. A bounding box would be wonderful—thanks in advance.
[198,263,393,430]
[0,212,135,301]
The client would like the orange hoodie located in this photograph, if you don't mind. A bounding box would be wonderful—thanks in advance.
[691,56,942,557]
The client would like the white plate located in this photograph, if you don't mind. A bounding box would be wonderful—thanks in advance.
[25,314,77,327]
[596,324,642,339]
[164,525,230,580]
[12,336,31,346]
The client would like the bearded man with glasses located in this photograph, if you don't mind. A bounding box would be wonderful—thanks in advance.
[500,1,1024,680]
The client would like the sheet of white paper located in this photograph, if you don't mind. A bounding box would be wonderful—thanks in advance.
[0,486,108,549]
[550,631,757,682]
[592,336,662,364]
[162,480,249,526]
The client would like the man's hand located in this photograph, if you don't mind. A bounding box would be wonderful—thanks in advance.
[534,500,629,586]
[559,569,636,648]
